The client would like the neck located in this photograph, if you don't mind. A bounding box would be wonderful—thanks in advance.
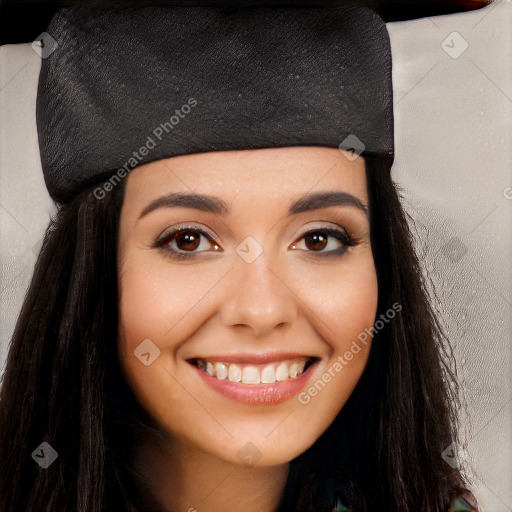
[132,433,290,512]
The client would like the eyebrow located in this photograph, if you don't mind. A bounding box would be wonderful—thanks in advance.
[137,190,368,220]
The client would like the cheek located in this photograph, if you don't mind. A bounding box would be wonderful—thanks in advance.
[306,254,378,348]
[118,255,210,351]
[292,255,378,422]
[116,257,201,406]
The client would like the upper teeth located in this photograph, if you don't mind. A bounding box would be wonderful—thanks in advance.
[195,358,310,384]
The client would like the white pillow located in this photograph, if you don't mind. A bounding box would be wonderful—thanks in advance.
[388,4,512,509]
[1,4,510,509]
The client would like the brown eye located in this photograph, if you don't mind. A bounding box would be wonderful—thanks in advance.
[291,228,357,256]
[154,226,222,260]
[173,229,201,251]
[304,232,328,251]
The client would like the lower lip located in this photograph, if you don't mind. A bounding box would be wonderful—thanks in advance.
[190,362,317,405]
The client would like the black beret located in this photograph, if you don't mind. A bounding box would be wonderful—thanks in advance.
[36,4,394,203]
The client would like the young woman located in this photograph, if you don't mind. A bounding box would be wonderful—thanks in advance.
[0,4,478,511]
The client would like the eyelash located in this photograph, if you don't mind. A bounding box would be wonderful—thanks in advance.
[153,225,359,261]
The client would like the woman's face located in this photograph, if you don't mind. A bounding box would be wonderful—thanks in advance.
[117,146,378,467]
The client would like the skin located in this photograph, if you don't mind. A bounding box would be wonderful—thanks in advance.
[117,146,378,512]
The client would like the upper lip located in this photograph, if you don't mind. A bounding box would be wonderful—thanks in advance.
[186,352,317,365]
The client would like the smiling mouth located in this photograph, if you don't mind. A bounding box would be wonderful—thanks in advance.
[188,357,317,385]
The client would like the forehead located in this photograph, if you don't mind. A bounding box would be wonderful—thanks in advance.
[123,146,367,209]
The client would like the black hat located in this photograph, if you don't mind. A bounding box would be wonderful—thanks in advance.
[36,4,394,203]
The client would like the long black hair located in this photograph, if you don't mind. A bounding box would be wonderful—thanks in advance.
[0,153,469,511]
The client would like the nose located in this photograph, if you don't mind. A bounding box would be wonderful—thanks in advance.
[219,254,299,338]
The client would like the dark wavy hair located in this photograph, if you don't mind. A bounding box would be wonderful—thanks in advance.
[0,153,469,511]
